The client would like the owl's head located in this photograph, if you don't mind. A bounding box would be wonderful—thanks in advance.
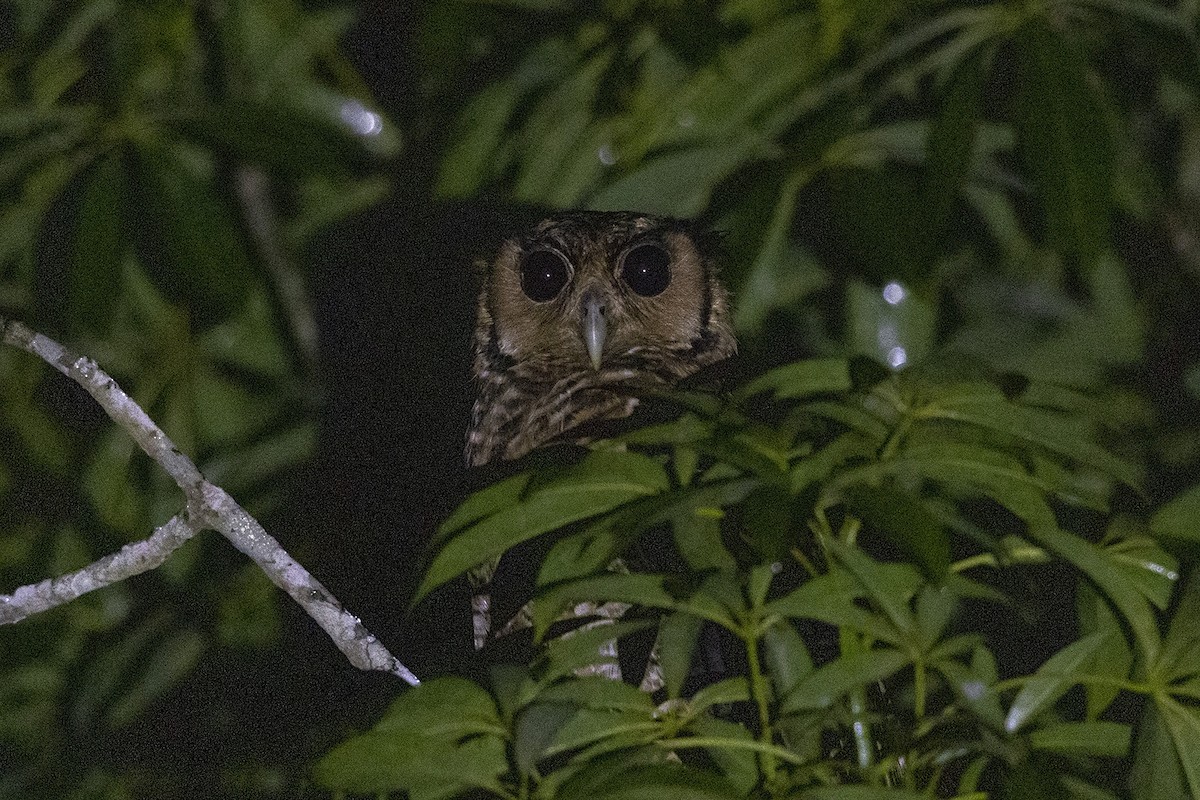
[468,211,737,465]
[478,211,735,379]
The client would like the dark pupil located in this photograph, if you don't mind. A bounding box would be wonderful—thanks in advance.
[520,250,569,302]
[621,243,671,297]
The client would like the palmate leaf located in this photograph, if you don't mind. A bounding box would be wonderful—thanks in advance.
[418,450,669,601]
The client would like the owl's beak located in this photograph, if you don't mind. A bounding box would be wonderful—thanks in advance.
[583,294,606,370]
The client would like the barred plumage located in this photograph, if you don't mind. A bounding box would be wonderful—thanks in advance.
[464,211,737,661]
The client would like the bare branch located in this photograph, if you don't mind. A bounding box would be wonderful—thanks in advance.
[0,316,419,686]
[0,514,199,625]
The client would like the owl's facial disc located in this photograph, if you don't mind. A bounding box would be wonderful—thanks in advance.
[582,291,606,370]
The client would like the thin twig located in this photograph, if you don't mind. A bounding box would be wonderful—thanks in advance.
[0,316,419,686]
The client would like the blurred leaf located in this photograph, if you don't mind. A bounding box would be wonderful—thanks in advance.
[688,677,750,715]
[686,716,759,796]
[1155,695,1200,799]
[69,152,125,336]
[922,47,986,245]
[926,388,1140,488]
[762,619,813,700]
[1013,21,1114,267]
[1151,482,1200,542]
[513,51,612,206]
[537,676,656,712]
[800,788,933,800]
[82,427,144,534]
[737,358,851,401]
[936,644,1003,729]
[1104,537,1179,611]
[1004,631,1111,733]
[1028,721,1131,757]
[658,611,703,699]
[590,141,762,217]
[1154,571,1200,685]
[108,628,206,728]
[216,565,279,649]
[1130,701,1188,800]
[1076,581,1133,720]
[733,169,827,333]
[173,100,387,178]
[766,567,913,643]
[542,705,660,760]
[132,142,255,326]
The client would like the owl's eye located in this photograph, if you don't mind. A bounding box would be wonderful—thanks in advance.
[520,249,570,302]
[621,243,671,297]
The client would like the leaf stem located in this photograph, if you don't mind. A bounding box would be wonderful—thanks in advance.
[744,627,779,782]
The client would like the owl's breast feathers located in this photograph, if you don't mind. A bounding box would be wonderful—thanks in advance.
[466,211,736,467]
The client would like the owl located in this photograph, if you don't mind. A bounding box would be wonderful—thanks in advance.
[466,210,737,467]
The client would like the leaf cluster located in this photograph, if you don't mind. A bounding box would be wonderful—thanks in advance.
[320,359,1200,798]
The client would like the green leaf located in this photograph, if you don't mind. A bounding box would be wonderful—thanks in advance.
[1105,536,1179,610]
[1156,695,1200,799]
[553,761,743,800]
[132,142,255,326]
[736,358,851,401]
[538,620,655,683]
[1013,20,1114,267]
[1004,631,1111,733]
[762,620,814,700]
[537,676,656,712]
[732,169,827,333]
[658,612,704,699]
[420,451,668,600]
[688,678,750,715]
[922,47,986,245]
[1076,581,1133,720]
[1026,520,1161,665]
[1130,701,1188,800]
[924,389,1140,487]
[541,706,660,760]
[70,152,125,336]
[782,648,910,713]
[1151,482,1200,542]
[766,568,911,644]
[826,538,921,635]
[437,472,531,538]
[314,678,507,796]
[533,574,674,640]
[589,141,761,218]
[935,644,1003,729]
[685,717,759,796]
[842,484,951,581]
[800,787,932,800]
[1153,571,1200,685]
[1028,721,1131,757]
[172,100,389,178]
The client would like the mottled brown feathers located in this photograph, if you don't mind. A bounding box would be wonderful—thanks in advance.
[466,211,736,466]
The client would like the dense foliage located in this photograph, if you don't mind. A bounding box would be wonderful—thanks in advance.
[2,0,1200,798]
